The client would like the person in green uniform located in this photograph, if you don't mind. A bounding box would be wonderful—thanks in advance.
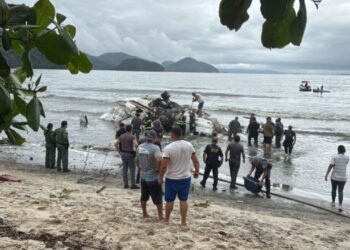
[44,123,56,169]
[177,110,187,137]
[143,112,153,131]
[55,121,70,172]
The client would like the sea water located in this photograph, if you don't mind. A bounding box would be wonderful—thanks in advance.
[1,70,349,204]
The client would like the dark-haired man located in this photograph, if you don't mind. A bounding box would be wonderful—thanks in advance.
[131,113,142,141]
[282,125,296,155]
[115,125,139,189]
[200,137,223,191]
[55,121,70,172]
[247,156,272,199]
[160,126,200,228]
[225,135,245,189]
[192,92,204,117]
[44,123,56,169]
[136,130,163,220]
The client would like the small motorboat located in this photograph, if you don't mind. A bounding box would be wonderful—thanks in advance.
[299,81,311,91]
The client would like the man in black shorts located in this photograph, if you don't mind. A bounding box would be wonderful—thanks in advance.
[136,131,163,220]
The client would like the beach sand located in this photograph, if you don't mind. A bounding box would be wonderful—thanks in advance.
[0,161,349,250]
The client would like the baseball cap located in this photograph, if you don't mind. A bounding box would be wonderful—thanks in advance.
[145,130,157,140]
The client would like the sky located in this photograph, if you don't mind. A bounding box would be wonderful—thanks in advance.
[19,0,350,73]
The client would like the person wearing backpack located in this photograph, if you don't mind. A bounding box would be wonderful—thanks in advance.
[282,125,296,155]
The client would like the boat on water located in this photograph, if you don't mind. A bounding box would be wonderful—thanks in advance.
[313,89,330,93]
[299,81,311,92]
[101,94,226,136]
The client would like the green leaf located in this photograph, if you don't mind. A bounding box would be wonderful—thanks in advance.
[11,121,27,131]
[260,0,290,22]
[36,85,47,92]
[290,0,307,46]
[1,29,12,51]
[219,0,252,31]
[56,13,66,25]
[33,0,55,27]
[35,31,75,65]
[5,128,25,145]
[0,83,11,115]
[26,95,41,131]
[35,74,42,87]
[38,99,45,117]
[21,49,34,77]
[63,24,76,38]
[7,4,30,26]
[261,7,296,49]
[0,51,10,77]
[14,94,27,116]
[67,51,93,74]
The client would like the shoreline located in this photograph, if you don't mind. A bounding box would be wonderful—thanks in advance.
[1,160,350,249]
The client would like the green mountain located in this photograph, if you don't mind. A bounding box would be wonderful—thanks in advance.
[165,57,219,73]
[114,58,164,72]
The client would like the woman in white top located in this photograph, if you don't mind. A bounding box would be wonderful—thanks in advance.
[325,145,349,211]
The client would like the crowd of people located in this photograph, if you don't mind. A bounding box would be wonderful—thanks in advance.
[43,92,348,226]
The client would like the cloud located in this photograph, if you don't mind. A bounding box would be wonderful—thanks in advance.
[17,0,350,72]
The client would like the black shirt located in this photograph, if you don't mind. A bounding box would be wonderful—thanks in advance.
[204,144,223,166]
[284,130,296,144]
[115,127,126,139]
[248,121,260,135]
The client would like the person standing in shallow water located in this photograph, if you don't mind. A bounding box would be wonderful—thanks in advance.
[228,117,241,141]
[262,117,275,155]
[55,121,70,172]
[131,113,142,141]
[44,123,56,169]
[325,145,349,212]
[247,117,260,147]
[282,125,296,155]
[275,118,284,148]
[200,136,224,191]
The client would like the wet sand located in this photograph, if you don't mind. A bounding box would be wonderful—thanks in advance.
[1,160,349,249]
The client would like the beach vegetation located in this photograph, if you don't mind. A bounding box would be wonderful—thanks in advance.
[0,0,92,145]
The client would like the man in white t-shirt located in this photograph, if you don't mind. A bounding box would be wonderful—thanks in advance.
[159,126,200,228]
[325,145,349,211]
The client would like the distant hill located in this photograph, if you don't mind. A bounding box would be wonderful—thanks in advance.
[2,47,219,73]
[162,61,175,68]
[165,57,219,73]
[1,48,64,69]
[115,58,165,72]
[90,52,134,70]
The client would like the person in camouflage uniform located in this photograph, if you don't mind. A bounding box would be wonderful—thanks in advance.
[55,121,70,172]
[44,123,56,169]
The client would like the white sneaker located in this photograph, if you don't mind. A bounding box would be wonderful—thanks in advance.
[330,202,336,208]
[338,205,343,212]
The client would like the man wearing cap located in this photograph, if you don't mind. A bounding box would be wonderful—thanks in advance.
[282,125,296,155]
[136,130,163,220]
[159,126,200,228]
[247,156,272,198]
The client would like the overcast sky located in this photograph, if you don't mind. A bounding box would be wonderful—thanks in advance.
[20,0,350,73]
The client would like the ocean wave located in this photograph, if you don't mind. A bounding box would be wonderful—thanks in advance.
[65,88,282,100]
[46,109,102,116]
[297,130,350,140]
[208,107,350,122]
[41,94,117,104]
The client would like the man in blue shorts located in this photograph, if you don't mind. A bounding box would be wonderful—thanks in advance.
[159,126,200,228]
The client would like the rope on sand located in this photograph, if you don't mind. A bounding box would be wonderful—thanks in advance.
[199,172,350,220]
